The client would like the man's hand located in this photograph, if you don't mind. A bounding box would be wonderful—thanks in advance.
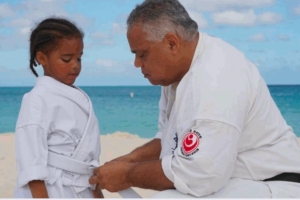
[89,159,175,192]
[89,161,133,192]
[89,139,174,192]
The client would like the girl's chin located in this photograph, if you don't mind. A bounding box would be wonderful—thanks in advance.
[63,79,77,86]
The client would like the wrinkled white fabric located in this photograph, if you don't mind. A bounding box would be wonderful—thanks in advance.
[156,33,300,197]
[14,76,100,198]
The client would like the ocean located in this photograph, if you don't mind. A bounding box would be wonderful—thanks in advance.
[0,85,299,138]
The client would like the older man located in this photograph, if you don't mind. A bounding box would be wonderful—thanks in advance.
[90,0,300,198]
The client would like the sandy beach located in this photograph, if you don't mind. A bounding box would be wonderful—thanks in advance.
[1,133,300,198]
[0,132,158,198]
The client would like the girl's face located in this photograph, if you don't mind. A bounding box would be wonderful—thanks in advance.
[37,37,83,85]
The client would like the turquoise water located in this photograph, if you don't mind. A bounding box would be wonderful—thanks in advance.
[0,86,299,138]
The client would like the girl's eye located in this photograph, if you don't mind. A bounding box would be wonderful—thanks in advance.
[62,58,71,63]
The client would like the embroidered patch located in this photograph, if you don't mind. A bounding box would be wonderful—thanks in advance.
[172,132,178,155]
[181,130,202,157]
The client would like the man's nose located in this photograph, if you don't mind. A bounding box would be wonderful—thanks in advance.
[134,56,143,68]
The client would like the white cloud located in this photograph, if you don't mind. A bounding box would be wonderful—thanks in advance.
[277,34,290,41]
[17,0,69,19]
[40,0,58,2]
[96,59,118,68]
[0,0,92,50]
[1,18,33,28]
[211,10,283,26]
[257,12,283,25]
[180,0,275,12]
[90,22,129,46]
[91,59,131,74]
[250,33,268,42]
[14,0,92,30]
[112,23,127,34]
[187,10,209,28]
[71,13,94,30]
[211,10,256,26]
[0,3,15,19]
[90,32,114,46]
[0,30,30,50]
[91,32,109,39]
[18,27,31,35]
[116,14,129,23]
[293,4,300,15]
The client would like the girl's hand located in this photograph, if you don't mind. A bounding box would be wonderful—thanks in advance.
[92,184,104,198]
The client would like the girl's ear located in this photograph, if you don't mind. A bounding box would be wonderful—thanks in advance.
[36,51,47,67]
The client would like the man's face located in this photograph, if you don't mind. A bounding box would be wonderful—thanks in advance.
[127,25,176,86]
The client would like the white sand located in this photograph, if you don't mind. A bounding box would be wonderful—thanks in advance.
[0,132,158,198]
[1,132,300,198]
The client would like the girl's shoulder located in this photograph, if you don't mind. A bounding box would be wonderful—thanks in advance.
[21,85,47,107]
[17,86,50,128]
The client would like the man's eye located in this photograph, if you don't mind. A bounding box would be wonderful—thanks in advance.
[139,54,145,58]
[77,58,82,62]
[62,58,71,63]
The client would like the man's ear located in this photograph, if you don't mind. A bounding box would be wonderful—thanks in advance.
[164,32,180,55]
[36,51,47,66]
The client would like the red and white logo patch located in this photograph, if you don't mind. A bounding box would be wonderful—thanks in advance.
[181,130,202,156]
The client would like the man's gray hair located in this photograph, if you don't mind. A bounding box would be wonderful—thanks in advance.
[127,0,198,42]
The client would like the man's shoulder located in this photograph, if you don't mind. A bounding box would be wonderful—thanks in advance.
[191,33,259,84]
[201,33,245,62]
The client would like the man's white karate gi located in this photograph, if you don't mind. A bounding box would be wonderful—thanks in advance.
[153,33,300,198]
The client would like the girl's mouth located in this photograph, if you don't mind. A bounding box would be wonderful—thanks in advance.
[70,74,79,79]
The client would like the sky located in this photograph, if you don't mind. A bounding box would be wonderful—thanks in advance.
[0,0,300,86]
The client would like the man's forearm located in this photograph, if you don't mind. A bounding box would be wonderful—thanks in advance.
[124,139,162,162]
[127,159,175,191]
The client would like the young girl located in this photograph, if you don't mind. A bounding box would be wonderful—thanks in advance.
[13,18,103,198]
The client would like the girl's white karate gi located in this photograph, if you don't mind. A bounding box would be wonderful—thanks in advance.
[154,33,300,198]
[14,76,101,198]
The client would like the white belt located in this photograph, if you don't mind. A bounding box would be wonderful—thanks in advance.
[48,151,94,175]
[48,152,141,198]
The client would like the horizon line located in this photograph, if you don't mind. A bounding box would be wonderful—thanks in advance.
[1,84,300,88]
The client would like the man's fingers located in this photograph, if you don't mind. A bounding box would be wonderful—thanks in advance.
[89,176,99,185]
[99,184,105,190]
[93,167,99,175]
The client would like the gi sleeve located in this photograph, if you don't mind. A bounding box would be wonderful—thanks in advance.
[154,87,168,139]
[15,124,49,188]
[161,120,240,197]
[15,93,50,188]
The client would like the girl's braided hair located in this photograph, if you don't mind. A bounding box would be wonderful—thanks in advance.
[29,17,84,77]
